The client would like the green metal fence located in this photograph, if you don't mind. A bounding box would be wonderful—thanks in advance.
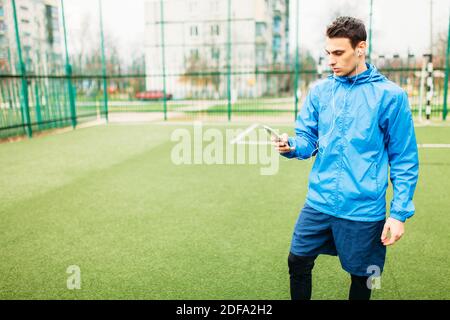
[0,0,449,140]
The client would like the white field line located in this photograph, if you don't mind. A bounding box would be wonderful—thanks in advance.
[230,124,450,148]
[230,123,259,144]
[234,140,450,148]
[235,141,272,145]
[418,144,450,148]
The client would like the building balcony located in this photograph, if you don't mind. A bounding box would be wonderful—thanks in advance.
[272,0,284,14]
[255,35,267,44]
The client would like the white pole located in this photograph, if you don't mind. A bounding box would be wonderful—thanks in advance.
[418,59,426,122]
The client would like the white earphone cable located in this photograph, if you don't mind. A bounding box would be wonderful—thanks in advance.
[284,51,375,162]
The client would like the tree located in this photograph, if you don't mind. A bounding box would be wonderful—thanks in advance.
[180,50,222,98]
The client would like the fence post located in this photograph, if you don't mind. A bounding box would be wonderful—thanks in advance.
[6,48,14,110]
[34,82,42,130]
[226,0,232,121]
[294,0,300,120]
[368,0,373,63]
[159,0,167,121]
[424,53,433,120]
[61,0,77,128]
[99,0,109,122]
[443,12,450,121]
[0,79,6,105]
[12,0,32,137]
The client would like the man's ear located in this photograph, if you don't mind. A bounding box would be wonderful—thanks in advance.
[357,41,367,56]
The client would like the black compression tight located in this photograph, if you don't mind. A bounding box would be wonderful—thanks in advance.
[288,252,372,300]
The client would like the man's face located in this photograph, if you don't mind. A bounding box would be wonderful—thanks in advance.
[325,37,362,77]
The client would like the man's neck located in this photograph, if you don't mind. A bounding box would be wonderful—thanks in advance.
[346,61,368,77]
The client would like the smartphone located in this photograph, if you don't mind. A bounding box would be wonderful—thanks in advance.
[262,125,283,143]
[262,125,294,150]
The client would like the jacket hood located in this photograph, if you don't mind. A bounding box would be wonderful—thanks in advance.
[329,63,386,84]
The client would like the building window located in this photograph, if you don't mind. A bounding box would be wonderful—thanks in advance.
[272,35,281,51]
[23,45,31,57]
[190,25,198,37]
[210,25,219,36]
[273,16,281,34]
[45,5,60,44]
[190,48,199,60]
[211,48,220,60]
[272,34,281,62]
[256,22,266,37]
[52,18,59,29]
[256,44,266,66]
[51,6,59,17]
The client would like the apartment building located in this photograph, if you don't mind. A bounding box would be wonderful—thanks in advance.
[144,0,289,98]
[0,0,62,74]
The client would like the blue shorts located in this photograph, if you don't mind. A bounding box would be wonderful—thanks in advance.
[290,203,387,277]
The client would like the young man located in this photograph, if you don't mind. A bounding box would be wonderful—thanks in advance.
[274,17,419,300]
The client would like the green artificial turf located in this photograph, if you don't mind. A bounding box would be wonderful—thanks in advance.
[0,123,449,299]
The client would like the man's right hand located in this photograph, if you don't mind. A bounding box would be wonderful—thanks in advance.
[272,133,294,154]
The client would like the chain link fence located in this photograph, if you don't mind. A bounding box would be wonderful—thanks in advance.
[0,0,449,139]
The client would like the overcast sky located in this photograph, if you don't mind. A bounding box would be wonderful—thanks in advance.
[63,0,449,61]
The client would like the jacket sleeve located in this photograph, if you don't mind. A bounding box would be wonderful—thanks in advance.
[282,89,319,160]
[379,90,419,222]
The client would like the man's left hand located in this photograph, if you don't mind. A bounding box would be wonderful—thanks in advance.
[381,217,405,246]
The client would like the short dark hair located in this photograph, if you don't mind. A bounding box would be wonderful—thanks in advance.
[326,16,367,48]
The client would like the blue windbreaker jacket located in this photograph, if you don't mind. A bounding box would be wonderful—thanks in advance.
[283,63,419,222]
